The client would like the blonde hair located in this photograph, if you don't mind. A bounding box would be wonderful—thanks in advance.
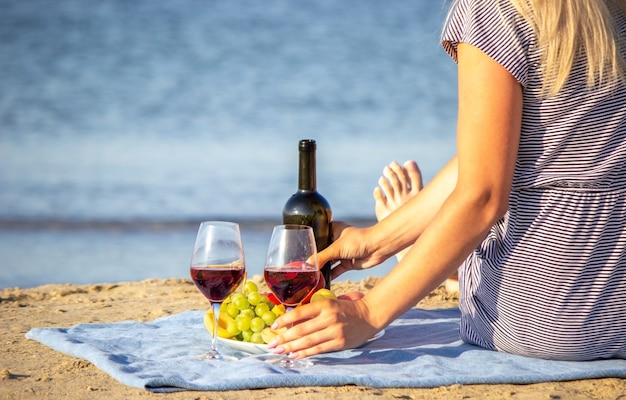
[510,0,626,96]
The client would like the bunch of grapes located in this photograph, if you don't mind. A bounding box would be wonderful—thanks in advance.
[204,281,286,344]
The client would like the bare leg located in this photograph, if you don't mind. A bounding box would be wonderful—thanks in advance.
[374,160,458,292]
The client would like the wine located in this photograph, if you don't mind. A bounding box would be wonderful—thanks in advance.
[190,264,245,303]
[283,139,333,289]
[264,266,320,306]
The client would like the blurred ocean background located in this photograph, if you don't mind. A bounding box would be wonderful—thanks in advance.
[0,0,457,289]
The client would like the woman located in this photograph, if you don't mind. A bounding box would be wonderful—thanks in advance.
[268,0,626,361]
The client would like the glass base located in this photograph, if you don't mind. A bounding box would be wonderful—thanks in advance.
[265,355,313,369]
[199,349,239,361]
[198,350,239,361]
[205,349,222,360]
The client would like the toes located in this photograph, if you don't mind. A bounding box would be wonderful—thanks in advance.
[383,163,404,194]
[373,186,390,221]
[403,160,423,192]
[374,161,421,222]
[390,161,408,192]
[373,186,386,204]
[377,175,394,199]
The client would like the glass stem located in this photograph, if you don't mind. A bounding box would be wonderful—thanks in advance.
[284,306,295,359]
[210,302,221,356]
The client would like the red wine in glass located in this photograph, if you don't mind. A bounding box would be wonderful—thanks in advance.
[191,265,245,303]
[264,264,319,307]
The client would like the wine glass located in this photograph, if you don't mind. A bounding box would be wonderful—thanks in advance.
[190,221,246,360]
[263,224,320,368]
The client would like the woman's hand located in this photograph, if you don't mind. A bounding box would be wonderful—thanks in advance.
[267,297,379,359]
[322,222,392,280]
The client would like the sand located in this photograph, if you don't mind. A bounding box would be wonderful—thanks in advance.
[1,276,624,400]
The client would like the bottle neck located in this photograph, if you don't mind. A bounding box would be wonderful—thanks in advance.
[298,146,316,191]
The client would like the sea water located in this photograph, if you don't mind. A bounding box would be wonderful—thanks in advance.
[0,0,457,288]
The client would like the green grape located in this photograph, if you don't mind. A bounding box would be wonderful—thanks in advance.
[244,280,258,295]
[259,294,270,305]
[247,291,262,306]
[230,293,244,305]
[250,332,264,344]
[239,309,255,319]
[225,303,240,318]
[236,314,252,332]
[250,317,265,333]
[261,310,276,326]
[254,302,270,317]
[230,292,244,301]
[233,295,250,310]
[241,330,253,342]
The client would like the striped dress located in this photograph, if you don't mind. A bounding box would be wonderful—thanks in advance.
[441,0,626,361]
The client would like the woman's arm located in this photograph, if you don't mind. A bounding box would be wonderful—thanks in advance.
[360,41,523,329]
[269,42,523,358]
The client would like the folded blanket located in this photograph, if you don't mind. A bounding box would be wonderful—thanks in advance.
[26,308,626,392]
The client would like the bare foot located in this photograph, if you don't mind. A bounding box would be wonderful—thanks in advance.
[374,161,422,221]
[373,161,422,260]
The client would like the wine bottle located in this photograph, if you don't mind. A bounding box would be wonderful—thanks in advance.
[283,139,333,289]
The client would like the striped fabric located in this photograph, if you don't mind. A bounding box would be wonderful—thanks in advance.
[441,0,626,361]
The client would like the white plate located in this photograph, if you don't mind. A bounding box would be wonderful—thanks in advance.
[217,329,386,355]
[216,337,270,355]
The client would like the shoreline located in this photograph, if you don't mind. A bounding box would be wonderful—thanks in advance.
[1,277,624,399]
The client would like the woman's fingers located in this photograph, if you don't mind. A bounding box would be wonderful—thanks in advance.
[268,299,374,359]
[276,323,345,359]
[268,301,336,357]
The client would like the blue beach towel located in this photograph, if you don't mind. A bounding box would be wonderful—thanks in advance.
[26,308,626,392]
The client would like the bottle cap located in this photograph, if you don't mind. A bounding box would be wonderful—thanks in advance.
[299,139,316,151]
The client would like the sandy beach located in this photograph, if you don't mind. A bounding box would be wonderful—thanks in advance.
[1,276,624,400]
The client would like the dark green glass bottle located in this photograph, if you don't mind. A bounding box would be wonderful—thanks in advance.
[282,139,333,289]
